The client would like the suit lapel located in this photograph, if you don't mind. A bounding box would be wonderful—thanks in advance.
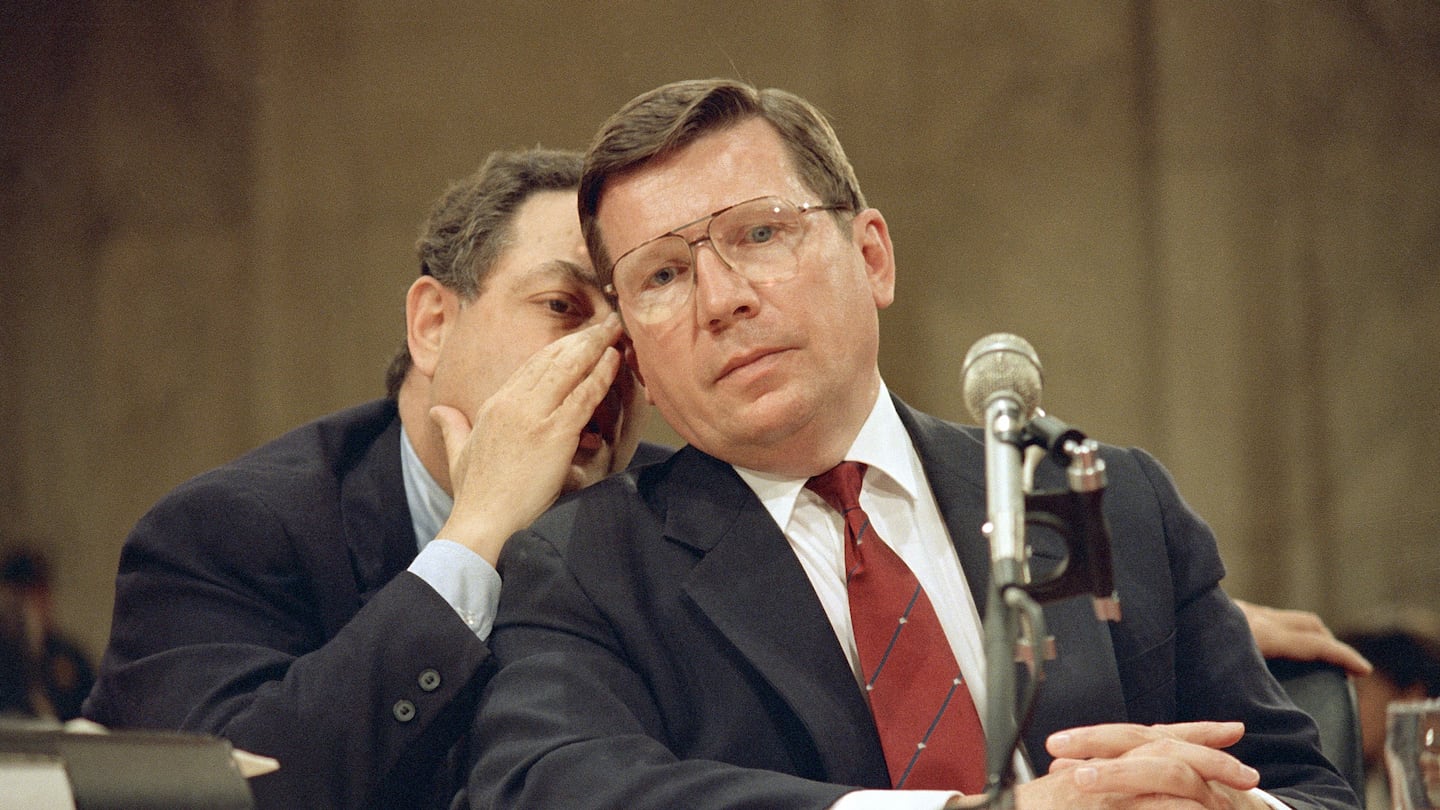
[334,402,414,619]
[339,409,414,594]
[665,449,889,787]
[259,400,411,640]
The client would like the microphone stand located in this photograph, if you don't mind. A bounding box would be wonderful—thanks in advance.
[971,410,1119,809]
[975,395,1037,810]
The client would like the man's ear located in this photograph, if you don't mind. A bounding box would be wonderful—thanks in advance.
[405,276,454,378]
[619,337,657,405]
[618,335,644,385]
[853,209,896,310]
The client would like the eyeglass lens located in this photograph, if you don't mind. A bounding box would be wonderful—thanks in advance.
[613,197,825,324]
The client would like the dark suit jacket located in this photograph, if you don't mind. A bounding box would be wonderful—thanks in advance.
[468,396,1358,810]
[85,398,670,809]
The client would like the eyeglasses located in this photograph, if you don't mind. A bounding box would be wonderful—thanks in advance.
[603,196,851,325]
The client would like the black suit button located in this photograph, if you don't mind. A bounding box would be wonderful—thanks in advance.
[418,669,441,692]
[393,699,416,723]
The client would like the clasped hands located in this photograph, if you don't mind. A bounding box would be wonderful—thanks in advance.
[948,721,1269,810]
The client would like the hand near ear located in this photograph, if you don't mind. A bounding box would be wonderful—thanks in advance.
[430,313,624,565]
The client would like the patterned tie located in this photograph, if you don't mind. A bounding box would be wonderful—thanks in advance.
[806,461,987,793]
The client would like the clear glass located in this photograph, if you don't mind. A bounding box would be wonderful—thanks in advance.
[1386,697,1440,809]
[606,196,847,324]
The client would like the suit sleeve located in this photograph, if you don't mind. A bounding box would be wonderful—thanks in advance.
[84,474,492,809]
[466,526,855,810]
[1123,447,1359,810]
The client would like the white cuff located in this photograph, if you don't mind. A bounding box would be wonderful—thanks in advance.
[827,789,960,810]
[1250,787,1293,810]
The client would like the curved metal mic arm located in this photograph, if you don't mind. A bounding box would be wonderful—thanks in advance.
[977,579,1048,810]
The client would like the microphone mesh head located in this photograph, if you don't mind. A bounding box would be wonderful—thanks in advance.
[961,333,1043,423]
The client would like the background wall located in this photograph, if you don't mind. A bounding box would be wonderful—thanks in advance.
[3,0,1437,662]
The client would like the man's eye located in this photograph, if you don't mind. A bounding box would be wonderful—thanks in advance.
[547,297,578,316]
[745,223,777,244]
[644,264,687,290]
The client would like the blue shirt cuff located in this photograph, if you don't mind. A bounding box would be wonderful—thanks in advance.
[408,539,501,640]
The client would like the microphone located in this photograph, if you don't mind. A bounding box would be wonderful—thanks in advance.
[961,333,1043,425]
[961,333,1121,621]
[962,334,1046,797]
[961,333,1043,573]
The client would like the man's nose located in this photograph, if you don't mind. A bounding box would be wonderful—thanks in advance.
[691,243,759,330]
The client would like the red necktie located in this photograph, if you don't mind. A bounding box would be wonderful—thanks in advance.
[806,461,987,793]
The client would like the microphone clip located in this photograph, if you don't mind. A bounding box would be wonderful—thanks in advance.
[1014,412,1122,622]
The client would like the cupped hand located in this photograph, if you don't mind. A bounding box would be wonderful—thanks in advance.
[430,313,624,564]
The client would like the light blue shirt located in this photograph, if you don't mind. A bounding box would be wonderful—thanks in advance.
[400,425,502,640]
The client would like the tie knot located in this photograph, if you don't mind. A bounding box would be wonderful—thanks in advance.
[805,461,868,515]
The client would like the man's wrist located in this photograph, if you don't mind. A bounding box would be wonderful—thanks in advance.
[408,539,501,638]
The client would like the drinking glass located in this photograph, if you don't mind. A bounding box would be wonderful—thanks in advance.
[1386,698,1440,809]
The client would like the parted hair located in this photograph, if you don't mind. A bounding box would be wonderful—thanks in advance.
[578,78,866,282]
[384,147,583,398]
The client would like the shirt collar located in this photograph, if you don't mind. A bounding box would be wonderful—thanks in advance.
[733,382,920,529]
[399,425,453,552]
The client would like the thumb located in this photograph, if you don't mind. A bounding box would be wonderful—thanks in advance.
[428,404,472,465]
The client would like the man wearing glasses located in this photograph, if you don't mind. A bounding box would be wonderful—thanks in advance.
[464,80,1359,810]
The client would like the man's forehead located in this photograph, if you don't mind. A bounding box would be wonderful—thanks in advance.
[508,258,602,290]
[601,122,803,231]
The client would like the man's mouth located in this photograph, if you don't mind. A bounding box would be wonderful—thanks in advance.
[577,383,624,453]
[717,347,786,382]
